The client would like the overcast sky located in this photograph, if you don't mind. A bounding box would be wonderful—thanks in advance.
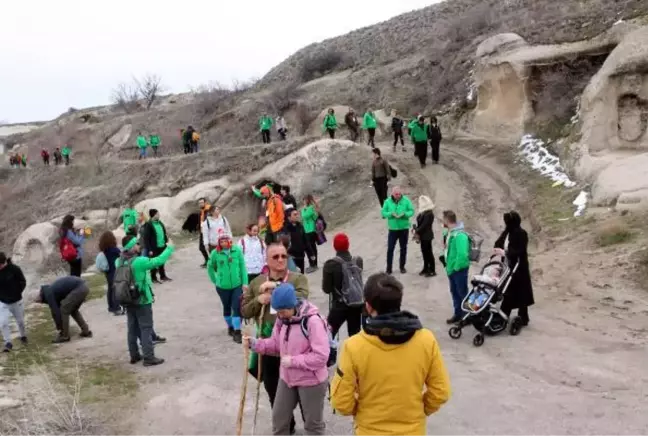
[1,0,440,123]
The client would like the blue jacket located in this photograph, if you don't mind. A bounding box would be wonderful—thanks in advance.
[64,229,85,259]
[40,276,86,331]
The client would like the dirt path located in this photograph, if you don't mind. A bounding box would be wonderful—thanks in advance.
[61,141,648,435]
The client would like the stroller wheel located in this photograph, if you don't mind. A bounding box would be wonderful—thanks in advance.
[472,333,485,347]
[509,317,522,336]
[448,326,462,339]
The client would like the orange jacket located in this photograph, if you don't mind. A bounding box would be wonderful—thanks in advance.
[266,195,285,232]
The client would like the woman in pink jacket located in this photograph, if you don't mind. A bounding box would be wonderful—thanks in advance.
[244,283,330,435]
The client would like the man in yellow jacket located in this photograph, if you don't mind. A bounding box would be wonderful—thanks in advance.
[330,272,451,435]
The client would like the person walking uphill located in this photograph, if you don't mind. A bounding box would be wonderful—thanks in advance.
[301,195,319,273]
[149,133,161,157]
[53,148,62,165]
[41,149,50,166]
[117,235,174,366]
[371,148,392,207]
[207,233,248,343]
[244,283,330,436]
[323,108,338,139]
[241,243,310,435]
[363,110,378,148]
[443,210,470,324]
[260,113,274,144]
[331,273,451,435]
[142,209,172,283]
[409,115,429,168]
[61,145,71,165]
[428,116,442,164]
[59,215,86,277]
[381,187,415,274]
[253,185,285,244]
[136,133,148,160]
[197,198,211,267]
[0,253,27,352]
[285,209,309,274]
[413,195,436,277]
[391,110,405,151]
[240,223,266,283]
[344,108,360,142]
[36,276,93,343]
[122,205,139,235]
[493,211,534,327]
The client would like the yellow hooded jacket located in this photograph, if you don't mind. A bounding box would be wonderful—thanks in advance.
[331,323,451,435]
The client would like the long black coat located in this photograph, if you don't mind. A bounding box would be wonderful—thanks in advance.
[414,210,434,241]
[494,225,534,308]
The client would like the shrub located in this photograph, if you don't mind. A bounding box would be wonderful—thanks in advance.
[299,50,348,82]
[265,82,302,114]
[594,223,634,247]
[295,103,317,134]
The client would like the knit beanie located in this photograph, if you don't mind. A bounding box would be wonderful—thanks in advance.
[271,283,298,311]
[333,233,350,252]
[149,209,158,218]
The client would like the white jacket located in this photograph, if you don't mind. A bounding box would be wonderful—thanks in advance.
[239,235,265,274]
[202,215,231,247]
[276,117,287,131]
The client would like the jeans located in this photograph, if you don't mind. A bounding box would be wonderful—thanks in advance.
[60,284,90,337]
[216,286,243,330]
[105,272,120,313]
[0,300,26,343]
[126,304,155,360]
[386,229,409,272]
[68,258,82,277]
[448,269,469,318]
[191,142,199,153]
[139,148,147,159]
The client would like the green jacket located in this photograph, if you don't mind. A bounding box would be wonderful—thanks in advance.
[122,208,138,232]
[301,205,318,234]
[116,245,175,305]
[445,226,470,275]
[61,147,71,156]
[149,135,161,147]
[363,112,377,129]
[381,195,415,231]
[408,120,429,142]
[323,114,338,130]
[207,245,249,290]
[136,136,148,148]
[259,116,273,131]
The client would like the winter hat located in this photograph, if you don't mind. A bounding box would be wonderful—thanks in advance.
[271,283,298,311]
[149,209,159,218]
[333,233,350,252]
[418,195,435,213]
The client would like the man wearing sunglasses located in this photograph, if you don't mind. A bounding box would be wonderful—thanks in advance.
[242,243,309,435]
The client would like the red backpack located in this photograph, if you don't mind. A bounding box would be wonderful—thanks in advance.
[59,235,78,262]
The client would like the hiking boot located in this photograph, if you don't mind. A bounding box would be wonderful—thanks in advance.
[200,263,207,268]
[419,269,428,276]
[161,277,173,282]
[52,335,71,344]
[446,315,461,325]
[152,335,167,344]
[305,266,318,274]
[143,357,165,367]
[385,269,393,275]
[130,355,142,365]
[425,271,437,278]
[80,330,93,338]
[227,327,235,337]
[20,336,28,345]
[152,278,162,284]
[400,268,407,274]
[3,342,12,352]
[232,330,242,344]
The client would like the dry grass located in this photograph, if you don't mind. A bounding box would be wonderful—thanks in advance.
[594,222,635,247]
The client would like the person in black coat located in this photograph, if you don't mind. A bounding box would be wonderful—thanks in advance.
[428,116,442,164]
[412,195,436,277]
[493,211,534,326]
[0,253,28,351]
[142,209,171,283]
[280,186,297,210]
[284,209,308,273]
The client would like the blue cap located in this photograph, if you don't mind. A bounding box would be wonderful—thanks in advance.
[271,283,298,311]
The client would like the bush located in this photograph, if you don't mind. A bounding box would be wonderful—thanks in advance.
[265,82,302,114]
[295,103,317,134]
[299,50,348,82]
[595,223,634,247]
[191,82,234,117]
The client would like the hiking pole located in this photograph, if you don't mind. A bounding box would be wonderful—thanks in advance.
[237,327,251,436]
[251,304,267,435]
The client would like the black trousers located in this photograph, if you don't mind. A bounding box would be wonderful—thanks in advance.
[367,128,376,147]
[327,304,363,338]
[431,141,440,162]
[393,131,404,146]
[278,128,287,140]
[373,177,388,207]
[414,141,428,166]
[261,129,271,144]
[293,257,305,274]
[327,128,335,139]
[420,239,436,273]
[68,258,82,277]
[198,233,209,263]
[305,232,318,267]
[501,301,530,324]
[149,247,168,280]
[348,126,359,142]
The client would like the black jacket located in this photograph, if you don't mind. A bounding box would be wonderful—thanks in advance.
[322,251,364,307]
[142,220,169,251]
[282,194,297,209]
[414,210,434,241]
[428,125,442,145]
[40,276,85,331]
[391,117,404,133]
[0,260,27,304]
[344,113,359,128]
[285,221,307,259]
[494,212,534,308]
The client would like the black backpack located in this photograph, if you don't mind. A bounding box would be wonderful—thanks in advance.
[333,256,364,307]
[114,257,140,306]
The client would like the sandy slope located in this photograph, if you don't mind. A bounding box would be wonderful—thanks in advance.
[58,141,648,435]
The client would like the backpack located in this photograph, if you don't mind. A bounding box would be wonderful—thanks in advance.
[300,314,338,368]
[389,165,398,178]
[333,256,364,307]
[95,252,109,272]
[465,231,483,263]
[59,236,78,262]
[113,257,140,306]
[192,132,200,142]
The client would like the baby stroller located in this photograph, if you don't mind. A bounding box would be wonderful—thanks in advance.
[448,255,522,347]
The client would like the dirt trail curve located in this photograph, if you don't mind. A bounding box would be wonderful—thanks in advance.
[60,141,648,435]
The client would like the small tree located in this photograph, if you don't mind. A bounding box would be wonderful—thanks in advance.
[111,82,140,113]
[135,74,166,110]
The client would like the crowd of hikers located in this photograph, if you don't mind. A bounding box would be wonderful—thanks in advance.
[7,146,70,168]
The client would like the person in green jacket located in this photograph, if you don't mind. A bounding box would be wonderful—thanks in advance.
[136,133,148,160]
[149,134,161,157]
[442,210,470,324]
[122,206,139,235]
[207,233,248,343]
[409,115,430,168]
[117,235,175,366]
[362,110,378,148]
[61,146,71,166]
[301,195,320,272]
[381,186,415,274]
[259,114,273,144]
[323,108,338,139]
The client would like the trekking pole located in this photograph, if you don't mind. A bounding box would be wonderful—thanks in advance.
[237,326,252,436]
[251,304,267,435]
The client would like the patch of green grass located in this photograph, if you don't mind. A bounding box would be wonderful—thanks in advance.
[594,224,635,247]
[56,361,139,403]
[84,273,107,301]
[2,307,56,377]
[169,230,197,247]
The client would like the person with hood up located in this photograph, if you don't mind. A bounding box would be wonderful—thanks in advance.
[59,214,86,277]
[136,132,148,160]
[122,205,139,234]
[413,195,436,277]
[53,148,62,165]
[409,115,429,168]
[323,108,338,139]
[391,110,405,152]
[244,283,330,436]
[330,273,451,435]
[41,149,50,165]
[285,209,309,274]
[428,116,442,164]
[301,195,320,273]
[142,209,172,283]
[201,205,232,252]
[493,211,534,327]
[362,110,378,148]
[117,235,174,366]
[370,148,392,207]
[207,233,248,344]
[149,133,161,157]
[61,145,71,165]
[252,185,285,244]
[381,187,415,275]
[344,108,360,142]
[239,223,266,283]
[36,276,93,343]
[276,115,288,141]
[442,210,470,324]
[0,252,27,352]
[260,113,274,144]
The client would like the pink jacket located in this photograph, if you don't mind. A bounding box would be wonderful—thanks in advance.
[253,301,330,388]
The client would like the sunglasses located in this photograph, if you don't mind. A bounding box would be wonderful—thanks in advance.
[272,254,289,260]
